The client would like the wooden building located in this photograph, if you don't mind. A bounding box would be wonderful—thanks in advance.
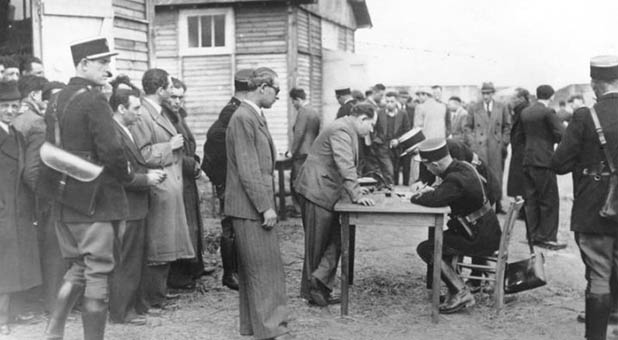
[152,0,371,151]
[9,0,370,152]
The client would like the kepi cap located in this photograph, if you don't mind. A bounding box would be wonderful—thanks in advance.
[590,55,618,81]
[0,82,21,101]
[335,88,351,97]
[234,68,254,91]
[414,138,449,162]
[70,37,118,66]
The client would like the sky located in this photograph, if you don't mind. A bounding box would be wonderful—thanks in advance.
[355,0,618,91]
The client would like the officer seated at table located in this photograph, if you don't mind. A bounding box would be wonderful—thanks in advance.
[411,138,501,314]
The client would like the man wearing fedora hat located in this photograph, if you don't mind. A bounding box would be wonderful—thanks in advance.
[42,37,134,340]
[465,82,511,214]
[0,81,42,336]
[552,55,618,340]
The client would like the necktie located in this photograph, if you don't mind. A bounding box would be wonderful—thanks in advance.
[486,103,491,117]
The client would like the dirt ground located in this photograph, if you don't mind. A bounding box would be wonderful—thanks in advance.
[4,172,617,340]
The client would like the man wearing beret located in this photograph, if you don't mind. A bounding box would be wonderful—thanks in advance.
[411,138,501,314]
[202,68,254,291]
[0,82,41,335]
[335,88,356,119]
[552,55,618,340]
[43,37,134,340]
[521,85,566,250]
[295,102,375,306]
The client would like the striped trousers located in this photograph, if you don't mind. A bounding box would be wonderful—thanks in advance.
[232,218,289,340]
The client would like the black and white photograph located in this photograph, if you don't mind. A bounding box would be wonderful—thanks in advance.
[0,0,617,339]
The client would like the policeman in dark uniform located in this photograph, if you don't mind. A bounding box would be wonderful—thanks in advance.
[202,69,254,291]
[552,55,618,340]
[42,37,134,340]
[412,138,501,314]
[335,88,356,119]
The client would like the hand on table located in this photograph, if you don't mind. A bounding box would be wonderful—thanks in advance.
[359,186,371,195]
[354,197,375,206]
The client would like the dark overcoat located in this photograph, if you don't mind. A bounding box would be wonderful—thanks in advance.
[202,96,241,186]
[552,92,618,234]
[506,102,528,197]
[42,77,133,223]
[521,102,564,168]
[0,127,41,294]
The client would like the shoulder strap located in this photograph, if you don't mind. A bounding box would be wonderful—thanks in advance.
[590,106,617,174]
[52,88,87,147]
[461,161,488,205]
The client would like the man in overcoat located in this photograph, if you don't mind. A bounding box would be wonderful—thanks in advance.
[224,67,291,340]
[294,103,375,306]
[506,88,530,203]
[552,55,618,340]
[465,82,511,213]
[202,69,253,291]
[521,85,565,250]
[165,77,208,290]
[43,37,134,340]
[129,68,195,311]
[0,81,41,336]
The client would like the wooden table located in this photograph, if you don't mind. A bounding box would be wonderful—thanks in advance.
[334,191,449,323]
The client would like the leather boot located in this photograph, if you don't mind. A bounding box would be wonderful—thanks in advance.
[220,235,239,291]
[81,297,108,340]
[585,293,610,340]
[439,260,475,314]
[45,281,84,340]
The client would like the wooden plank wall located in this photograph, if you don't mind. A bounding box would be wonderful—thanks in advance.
[296,8,323,120]
[235,4,289,152]
[113,0,149,82]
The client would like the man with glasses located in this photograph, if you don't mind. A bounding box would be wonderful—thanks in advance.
[224,67,292,340]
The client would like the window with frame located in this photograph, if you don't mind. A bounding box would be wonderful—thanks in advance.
[179,8,234,55]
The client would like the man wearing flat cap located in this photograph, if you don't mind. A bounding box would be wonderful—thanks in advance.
[520,85,565,250]
[202,68,254,291]
[42,37,134,340]
[552,55,618,340]
[465,82,511,214]
[411,138,501,314]
[0,82,41,336]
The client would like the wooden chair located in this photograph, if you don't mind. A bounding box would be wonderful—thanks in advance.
[455,198,524,310]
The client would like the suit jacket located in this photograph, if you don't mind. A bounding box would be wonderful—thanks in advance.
[291,104,321,158]
[414,98,448,140]
[42,77,132,223]
[450,107,470,144]
[552,92,618,234]
[113,121,150,221]
[224,101,276,220]
[202,96,241,186]
[0,127,41,293]
[373,108,410,145]
[521,101,564,168]
[401,104,415,125]
[294,115,361,210]
[336,99,357,119]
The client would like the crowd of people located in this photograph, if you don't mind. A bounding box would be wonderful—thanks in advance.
[0,35,616,340]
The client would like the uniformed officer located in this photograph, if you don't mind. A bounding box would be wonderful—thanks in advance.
[412,138,501,314]
[335,88,356,119]
[202,69,254,291]
[43,37,133,340]
[552,55,618,340]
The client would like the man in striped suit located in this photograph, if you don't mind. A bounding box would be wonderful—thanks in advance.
[224,67,291,340]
